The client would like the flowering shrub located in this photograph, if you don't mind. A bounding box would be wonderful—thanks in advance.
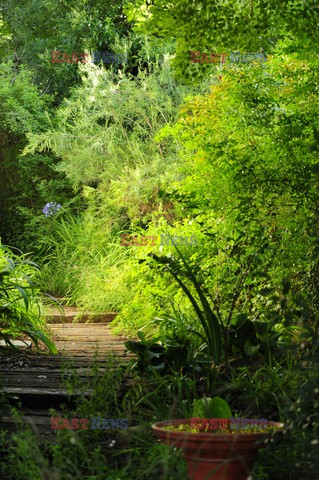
[42,202,62,217]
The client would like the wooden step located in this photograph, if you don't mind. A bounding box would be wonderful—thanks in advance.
[46,323,134,356]
[1,414,58,440]
[45,306,118,324]
[0,322,136,398]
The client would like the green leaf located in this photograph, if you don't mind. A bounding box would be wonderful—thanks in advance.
[14,285,29,310]
[0,332,18,350]
[193,396,232,419]
[244,339,260,356]
[25,329,58,354]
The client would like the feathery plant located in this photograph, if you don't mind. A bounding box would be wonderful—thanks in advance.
[24,53,188,187]
[23,53,194,308]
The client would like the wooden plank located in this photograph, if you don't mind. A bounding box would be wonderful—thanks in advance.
[0,353,133,363]
[45,307,118,324]
[0,414,64,440]
[0,340,33,347]
[53,353,132,356]
[1,387,89,395]
[1,415,53,425]
[50,323,121,328]
[50,324,131,337]
[0,365,106,376]
[50,323,118,328]
[51,335,129,341]
[1,376,102,386]
[52,332,129,338]
[52,341,130,346]
[53,346,130,351]
[0,321,135,399]
[53,341,129,347]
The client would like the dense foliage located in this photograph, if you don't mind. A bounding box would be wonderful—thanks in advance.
[0,245,56,353]
[0,0,318,478]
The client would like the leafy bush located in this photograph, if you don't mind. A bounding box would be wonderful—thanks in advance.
[0,244,56,353]
[24,57,195,312]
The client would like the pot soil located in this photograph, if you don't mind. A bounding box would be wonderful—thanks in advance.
[152,418,283,480]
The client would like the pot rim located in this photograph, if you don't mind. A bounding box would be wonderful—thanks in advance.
[152,418,284,441]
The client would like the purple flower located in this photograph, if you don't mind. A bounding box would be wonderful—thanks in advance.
[42,202,62,217]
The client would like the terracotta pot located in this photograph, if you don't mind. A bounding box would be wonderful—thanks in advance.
[152,419,283,480]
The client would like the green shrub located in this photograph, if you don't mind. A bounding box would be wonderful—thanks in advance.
[0,244,56,353]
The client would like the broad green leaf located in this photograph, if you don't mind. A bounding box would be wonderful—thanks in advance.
[193,396,232,419]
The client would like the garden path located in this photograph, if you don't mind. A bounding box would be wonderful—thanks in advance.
[0,306,135,439]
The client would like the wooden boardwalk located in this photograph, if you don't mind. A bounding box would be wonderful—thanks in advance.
[0,307,135,438]
[47,322,134,357]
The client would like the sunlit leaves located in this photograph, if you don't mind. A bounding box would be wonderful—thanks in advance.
[0,245,57,353]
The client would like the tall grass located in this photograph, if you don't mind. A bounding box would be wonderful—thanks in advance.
[27,55,197,316]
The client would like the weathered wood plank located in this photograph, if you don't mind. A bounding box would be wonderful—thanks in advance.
[45,307,118,324]
[62,344,129,348]
[50,322,120,328]
[0,321,135,400]
[1,415,54,426]
[2,386,88,393]
[52,332,128,338]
